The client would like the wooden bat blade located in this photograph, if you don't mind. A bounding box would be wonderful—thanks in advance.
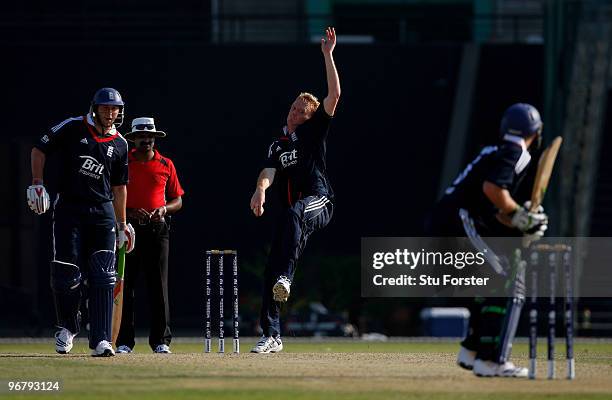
[111,244,126,345]
[530,136,563,211]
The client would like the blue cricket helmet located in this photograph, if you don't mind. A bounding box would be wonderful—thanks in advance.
[90,87,125,127]
[499,103,542,138]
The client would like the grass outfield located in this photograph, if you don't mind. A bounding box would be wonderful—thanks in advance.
[0,339,611,399]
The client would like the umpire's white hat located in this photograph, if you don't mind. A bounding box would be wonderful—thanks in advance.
[125,117,167,141]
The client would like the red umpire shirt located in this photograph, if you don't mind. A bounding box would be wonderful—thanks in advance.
[126,149,184,210]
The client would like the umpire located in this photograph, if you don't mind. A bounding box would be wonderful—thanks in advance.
[115,117,184,354]
[28,87,134,357]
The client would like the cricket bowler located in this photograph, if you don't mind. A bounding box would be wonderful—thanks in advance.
[249,27,340,353]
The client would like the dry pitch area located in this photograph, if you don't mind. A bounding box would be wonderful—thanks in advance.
[0,339,611,399]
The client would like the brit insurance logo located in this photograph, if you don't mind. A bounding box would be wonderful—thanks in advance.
[78,155,105,179]
[279,150,298,169]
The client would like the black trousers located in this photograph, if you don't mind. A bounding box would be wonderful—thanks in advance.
[260,195,333,337]
[116,220,171,350]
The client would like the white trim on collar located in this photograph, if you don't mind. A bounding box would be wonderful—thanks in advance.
[515,148,531,174]
[502,135,531,173]
[502,134,526,150]
[283,126,298,142]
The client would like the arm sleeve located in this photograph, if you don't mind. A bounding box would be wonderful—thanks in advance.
[485,146,521,189]
[33,121,69,154]
[511,147,541,202]
[166,159,185,199]
[307,104,333,142]
[111,143,129,186]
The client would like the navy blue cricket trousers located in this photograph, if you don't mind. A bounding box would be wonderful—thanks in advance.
[259,194,333,337]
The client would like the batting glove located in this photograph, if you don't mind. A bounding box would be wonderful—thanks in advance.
[26,184,50,215]
[116,222,135,253]
[522,222,548,247]
[511,201,548,232]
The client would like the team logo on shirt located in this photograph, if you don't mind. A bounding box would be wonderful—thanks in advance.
[80,138,88,144]
[280,150,298,168]
[78,155,105,179]
[41,135,49,144]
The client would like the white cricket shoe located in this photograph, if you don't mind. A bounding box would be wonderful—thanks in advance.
[154,344,172,354]
[473,359,528,378]
[250,336,283,353]
[272,276,291,302]
[457,346,476,370]
[55,328,76,354]
[91,340,115,357]
[116,345,133,354]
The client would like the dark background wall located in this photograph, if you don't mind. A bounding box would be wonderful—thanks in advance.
[0,42,544,335]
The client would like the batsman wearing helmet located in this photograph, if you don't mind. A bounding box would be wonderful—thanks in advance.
[28,88,134,357]
[425,103,548,377]
[249,27,340,353]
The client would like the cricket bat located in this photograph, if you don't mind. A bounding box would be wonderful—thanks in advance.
[111,244,126,345]
[521,136,563,248]
[530,136,563,211]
